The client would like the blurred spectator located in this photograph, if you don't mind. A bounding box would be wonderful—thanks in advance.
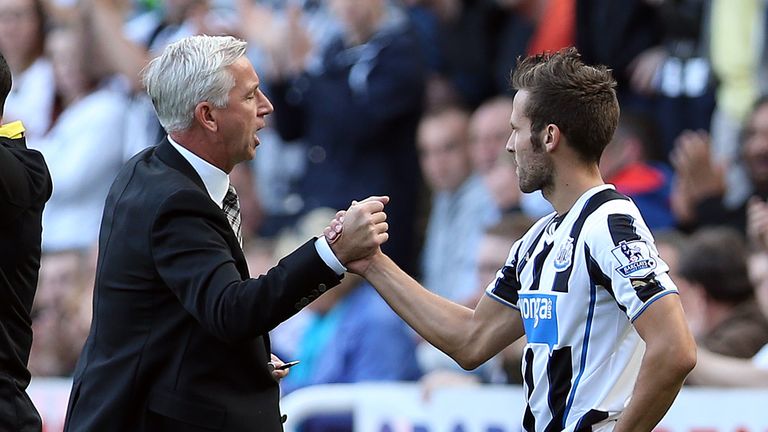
[469,96,512,176]
[687,346,768,387]
[30,24,127,252]
[654,229,703,334]
[0,0,55,141]
[653,229,686,282]
[491,0,578,101]
[745,198,768,318]
[29,249,93,376]
[671,96,768,233]
[676,227,768,358]
[625,0,714,157]
[418,107,497,303]
[468,95,552,218]
[279,275,420,394]
[233,1,340,238]
[600,110,676,230]
[675,208,768,387]
[707,0,766,207]
[423,0,505,108]
[268,0,426,272]
[576,0,661,99]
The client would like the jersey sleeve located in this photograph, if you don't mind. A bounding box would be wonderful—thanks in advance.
[586,209,679,321]
[485,238,525,309]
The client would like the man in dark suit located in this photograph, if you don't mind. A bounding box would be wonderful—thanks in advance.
[63,35,389,432]
[0,51,53,432]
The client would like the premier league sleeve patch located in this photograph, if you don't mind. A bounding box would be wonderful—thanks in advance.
[611,240,657,278]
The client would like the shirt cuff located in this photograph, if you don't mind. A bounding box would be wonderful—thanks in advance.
[314,237,346,275]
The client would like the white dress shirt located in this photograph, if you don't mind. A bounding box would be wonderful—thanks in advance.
[167,137,345,275]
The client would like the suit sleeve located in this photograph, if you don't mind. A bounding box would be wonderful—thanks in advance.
[151,189,342,342]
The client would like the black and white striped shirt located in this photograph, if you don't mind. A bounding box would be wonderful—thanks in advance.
[486,185,678,432]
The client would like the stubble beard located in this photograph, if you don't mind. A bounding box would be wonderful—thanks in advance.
[518,134,553,194]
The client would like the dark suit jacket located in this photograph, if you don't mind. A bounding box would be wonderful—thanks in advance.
[0,125,52,432]
[64,139,342,431]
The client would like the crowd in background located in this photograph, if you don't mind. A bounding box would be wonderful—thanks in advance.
[2,0,768,410]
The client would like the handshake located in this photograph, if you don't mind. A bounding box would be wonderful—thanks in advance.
[324,196,390,273]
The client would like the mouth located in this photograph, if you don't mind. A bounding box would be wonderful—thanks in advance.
[253,125,265,147]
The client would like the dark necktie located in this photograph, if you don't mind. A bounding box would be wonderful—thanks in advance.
[222,185,243,247]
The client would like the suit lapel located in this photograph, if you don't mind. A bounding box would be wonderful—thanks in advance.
[154,139,249,276]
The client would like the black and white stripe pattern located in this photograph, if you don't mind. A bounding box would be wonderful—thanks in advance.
[485,185,678,431]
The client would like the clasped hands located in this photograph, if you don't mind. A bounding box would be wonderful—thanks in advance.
[325,196,389,273]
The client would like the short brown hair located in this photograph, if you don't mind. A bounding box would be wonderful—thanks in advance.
[510,48,619,164]
[678,227,753,304]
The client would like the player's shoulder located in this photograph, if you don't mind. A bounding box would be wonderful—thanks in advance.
[582,191,650,240]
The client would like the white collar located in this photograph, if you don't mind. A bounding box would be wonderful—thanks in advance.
[167,136,229,208]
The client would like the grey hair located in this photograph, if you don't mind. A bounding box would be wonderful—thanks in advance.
[142,35,248,133]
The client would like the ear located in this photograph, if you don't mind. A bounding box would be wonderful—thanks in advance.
[544,124,561,152]
[194,102,218,133]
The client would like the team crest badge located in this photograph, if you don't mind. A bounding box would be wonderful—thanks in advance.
[553,237,574,272]
[611,240,657,278]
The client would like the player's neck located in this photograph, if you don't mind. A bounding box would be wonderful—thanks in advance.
[548,164,604,215]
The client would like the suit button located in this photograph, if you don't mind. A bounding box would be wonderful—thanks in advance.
[318,283,327,292]
[299,297,310,306]
[294,302,302,309]
[281,414,288,423]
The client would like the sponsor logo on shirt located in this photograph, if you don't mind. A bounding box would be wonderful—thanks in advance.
[519,293,558,350]
[611,240,657,278]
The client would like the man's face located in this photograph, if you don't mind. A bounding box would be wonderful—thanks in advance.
[417,111,472,193]
[476,233,513,291]
[329,0,383,42]
[469,101,513,174]
[507,90,553,194]
[213,57,273,172]
[743,103,768,191]
[0,0,41,65]
[48,29,89,102]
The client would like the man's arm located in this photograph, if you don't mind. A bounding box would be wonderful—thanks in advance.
[687,347,768,387]
[356,252,525,370]
[613,294,697,432]
[151,194,388,341]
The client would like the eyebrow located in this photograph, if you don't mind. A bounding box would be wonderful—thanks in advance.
[246,84,259,96]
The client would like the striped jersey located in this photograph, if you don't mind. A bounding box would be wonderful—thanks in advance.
[485,185,678,432]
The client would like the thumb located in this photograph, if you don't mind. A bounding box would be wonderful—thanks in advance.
[358,195,390,205]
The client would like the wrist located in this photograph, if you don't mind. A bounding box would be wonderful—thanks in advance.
[361,250,387,277]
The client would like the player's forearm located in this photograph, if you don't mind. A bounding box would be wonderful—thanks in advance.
[362,253,478,365]
[614,342,696,432]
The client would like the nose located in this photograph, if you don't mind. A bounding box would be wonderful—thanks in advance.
[505,134,515,153]
[258,90,274,116]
